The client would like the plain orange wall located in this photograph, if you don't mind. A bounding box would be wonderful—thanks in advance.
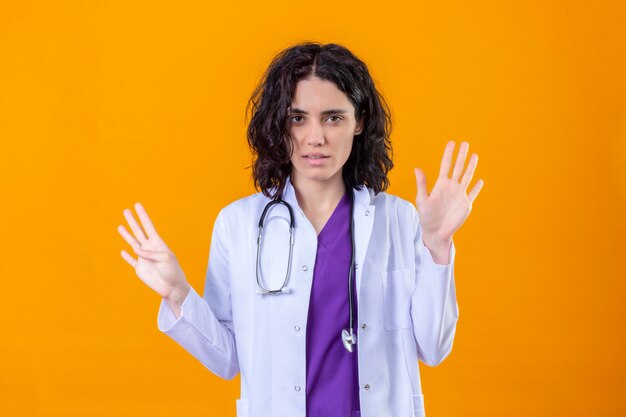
[1,1,624,416]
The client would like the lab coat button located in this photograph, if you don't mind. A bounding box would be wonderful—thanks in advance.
[365,210,370,216]
[361,323,367,330]
[294,325,301,332]
[364,384,371,391]
[294,385,301,392]
[302,265,309,271]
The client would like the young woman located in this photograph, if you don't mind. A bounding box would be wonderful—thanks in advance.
[118,42,483,417]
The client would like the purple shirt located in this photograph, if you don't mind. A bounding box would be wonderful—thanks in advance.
[306,192,361,417]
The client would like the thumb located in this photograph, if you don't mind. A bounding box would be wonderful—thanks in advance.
[414,168,428,204]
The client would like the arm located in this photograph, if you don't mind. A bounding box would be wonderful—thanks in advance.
[409,140,482,366]
[157,210,239,379]
[410,206,459,367]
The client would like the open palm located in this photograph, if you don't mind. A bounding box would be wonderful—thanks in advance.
[118,202,188,299]
[414,141,484,241]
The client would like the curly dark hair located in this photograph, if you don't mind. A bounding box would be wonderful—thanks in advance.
[246,42,393,199]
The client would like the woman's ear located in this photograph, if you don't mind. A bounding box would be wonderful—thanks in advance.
[355,111,365,135]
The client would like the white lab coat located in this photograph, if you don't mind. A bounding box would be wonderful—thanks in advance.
[157,176,458,417]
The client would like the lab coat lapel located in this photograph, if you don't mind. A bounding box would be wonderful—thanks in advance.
[352,185,375,299]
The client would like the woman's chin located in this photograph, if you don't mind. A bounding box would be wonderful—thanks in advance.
[292,167,342,185]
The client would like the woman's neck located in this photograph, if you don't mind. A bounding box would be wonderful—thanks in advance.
[291,172,346,234]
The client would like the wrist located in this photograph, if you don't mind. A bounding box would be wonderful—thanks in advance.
[422,233,453,265]
[164,282,191,305]
[422,231,452,249]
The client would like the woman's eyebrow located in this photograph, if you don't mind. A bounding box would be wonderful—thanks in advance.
[289,107,350,115]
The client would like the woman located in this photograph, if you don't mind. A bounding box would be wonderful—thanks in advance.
[118,42,483,417]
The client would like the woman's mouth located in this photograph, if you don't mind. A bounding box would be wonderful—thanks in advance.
[303,154,329,165]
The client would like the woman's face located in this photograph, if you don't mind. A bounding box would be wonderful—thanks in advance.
[287,75,363,188]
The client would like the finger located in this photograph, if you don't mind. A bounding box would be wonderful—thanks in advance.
[467,179,484,204]
[118,224,141,249]
[123,208,148,243]
[451,141,469,182]
[120,250,138,268]
[414,168,428,204]
[460,153,478,190]
[133,246,170,262]
[134,202,159,239]
[439,141,456,179]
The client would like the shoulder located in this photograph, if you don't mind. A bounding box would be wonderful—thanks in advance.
[214,191,269,227]
[370,189,417,216]
[368,189,420,233]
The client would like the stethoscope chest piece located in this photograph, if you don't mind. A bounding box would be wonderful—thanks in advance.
[341,328,357,352]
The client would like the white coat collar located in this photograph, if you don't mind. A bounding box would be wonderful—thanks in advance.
[279,175,373,213]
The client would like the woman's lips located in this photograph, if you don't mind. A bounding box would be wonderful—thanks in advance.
[303,154,329,166]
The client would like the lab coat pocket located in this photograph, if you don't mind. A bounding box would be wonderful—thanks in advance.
[412,394,425,416]
[236,398,249,417]
[381,268,415,330]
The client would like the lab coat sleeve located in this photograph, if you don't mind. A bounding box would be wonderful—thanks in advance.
[409,205,459,367]
[156,209,239,379]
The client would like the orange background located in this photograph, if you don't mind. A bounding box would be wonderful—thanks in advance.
[1,1,625,416]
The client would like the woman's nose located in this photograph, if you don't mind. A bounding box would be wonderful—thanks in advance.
[306,122,325,146]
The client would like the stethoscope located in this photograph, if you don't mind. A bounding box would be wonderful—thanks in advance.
[255,190,357,353]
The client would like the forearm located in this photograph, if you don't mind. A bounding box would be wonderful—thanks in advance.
[157,286,240,379]
[411,239,458,366]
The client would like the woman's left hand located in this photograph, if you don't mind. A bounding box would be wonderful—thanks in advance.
[414,141,484,250]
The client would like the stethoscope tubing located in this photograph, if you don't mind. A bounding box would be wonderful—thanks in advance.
[255,199,296,295]
[255,190,357,352]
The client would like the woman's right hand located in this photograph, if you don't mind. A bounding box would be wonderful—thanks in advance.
[118,202,191,304]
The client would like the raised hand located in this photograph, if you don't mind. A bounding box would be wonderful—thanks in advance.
[413,141,484,247]
[118,202,191,302]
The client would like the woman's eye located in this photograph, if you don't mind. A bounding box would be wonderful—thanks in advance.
[290,115,342,124]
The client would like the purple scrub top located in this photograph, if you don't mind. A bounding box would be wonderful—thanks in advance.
[305,191,361,417]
